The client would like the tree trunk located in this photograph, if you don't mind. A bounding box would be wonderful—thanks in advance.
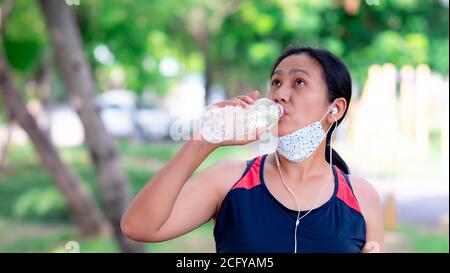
[204,52,213,104]
[194,29,214,105]
[187,7,214,104]
[0,121,12,170]
[0,53,111,238]
[37,0,145,252]
[34,53,54,139]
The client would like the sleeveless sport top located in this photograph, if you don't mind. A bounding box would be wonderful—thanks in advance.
[214,154,366,253]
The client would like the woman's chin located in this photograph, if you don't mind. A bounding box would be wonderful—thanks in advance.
[271,125,290,137]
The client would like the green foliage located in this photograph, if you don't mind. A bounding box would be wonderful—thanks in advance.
[397,224,449,253]
[1,141,448,252]
[12,187,70,222]
[0,142,165,221]
[1,0,447,98]
[0,140,253,223]
[2,0,47,71]
[2,229,76,252]
[0,162,72,223]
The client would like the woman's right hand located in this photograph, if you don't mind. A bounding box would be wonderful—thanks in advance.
[199,90,269,147]
[122,93,264,243]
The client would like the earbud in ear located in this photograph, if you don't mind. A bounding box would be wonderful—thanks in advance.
[331,107,338,115]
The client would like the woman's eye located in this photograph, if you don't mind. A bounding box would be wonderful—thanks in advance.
[271,79,281,87]
[295,79,305,86]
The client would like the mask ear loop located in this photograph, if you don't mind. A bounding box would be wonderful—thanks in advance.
[319,100,337,123]
[321,101,339,202]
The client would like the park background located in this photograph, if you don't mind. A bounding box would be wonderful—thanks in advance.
[0,0,448,252]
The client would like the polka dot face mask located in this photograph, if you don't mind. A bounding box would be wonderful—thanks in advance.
[277,102,336,163]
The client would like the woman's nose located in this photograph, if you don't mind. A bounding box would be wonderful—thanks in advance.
[273,86,290,103]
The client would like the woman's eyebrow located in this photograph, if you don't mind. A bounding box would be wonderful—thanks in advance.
[272,68,311,77]
[289,68,310,77]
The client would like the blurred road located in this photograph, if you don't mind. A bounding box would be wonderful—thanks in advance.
[369,177,449,229]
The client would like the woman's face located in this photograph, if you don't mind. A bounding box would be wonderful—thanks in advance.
[267,54,334,136]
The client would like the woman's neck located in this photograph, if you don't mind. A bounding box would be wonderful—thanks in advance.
[271,142,330,184]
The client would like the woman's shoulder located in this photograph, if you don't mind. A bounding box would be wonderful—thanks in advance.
[202,158,248,178]
[347,174,385,252]
[205,159,249,194]
[347,175,380,202]
[201,159,250,219]
[347,174,382,217]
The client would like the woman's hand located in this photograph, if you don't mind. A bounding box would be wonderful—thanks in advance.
[212,90,259,110]
[121,91,265,243]
[199,90,269,147]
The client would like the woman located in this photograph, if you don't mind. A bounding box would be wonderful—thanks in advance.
[121,46,385,253]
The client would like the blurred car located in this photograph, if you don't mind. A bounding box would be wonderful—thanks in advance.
[48,104,84,147]
[97,90,137,138]
[134,107,173,141]
[97,89,172,141]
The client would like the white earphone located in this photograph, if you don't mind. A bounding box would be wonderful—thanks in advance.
[331,107,338,115]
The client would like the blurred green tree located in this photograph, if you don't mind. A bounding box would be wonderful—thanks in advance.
[0,0,111,239]
[4,0,447,100]
[37,0,145,253]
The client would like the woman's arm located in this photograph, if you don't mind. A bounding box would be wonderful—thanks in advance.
[121,140,215,241]
[350,175,385,253]
[121,91,262,242]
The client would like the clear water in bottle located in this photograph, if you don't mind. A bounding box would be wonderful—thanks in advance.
[201,98,283,143]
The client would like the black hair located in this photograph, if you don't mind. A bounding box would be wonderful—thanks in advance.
[270,45,352,174]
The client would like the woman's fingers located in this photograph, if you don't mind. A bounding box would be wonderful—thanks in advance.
[249,90,260,101]
[226,126,269,146]
[230,98,251,109]
[213,99,238,108]
[210,90,260,110]
[236,95,254,105]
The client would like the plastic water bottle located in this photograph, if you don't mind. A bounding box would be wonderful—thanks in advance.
[201,98,284,143]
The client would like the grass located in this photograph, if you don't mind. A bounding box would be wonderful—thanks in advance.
[0,217,215,253]
[0,140,254,215]
[148,221,215,253]
[1,216,448,253]
[396,224,449,253]
[0,140,448,253]
[0,218,76,252]
[0,140,247,252]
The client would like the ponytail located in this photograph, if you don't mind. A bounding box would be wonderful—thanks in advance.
[325,145,350,174]
[325,122,350,174]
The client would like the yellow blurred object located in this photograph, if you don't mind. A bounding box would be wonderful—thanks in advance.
[384,192,397,231]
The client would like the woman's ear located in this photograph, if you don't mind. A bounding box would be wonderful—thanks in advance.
[328,98,347,122]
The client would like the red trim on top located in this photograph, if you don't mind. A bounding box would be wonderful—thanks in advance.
[335,166,361,213]
[231,156,262,190]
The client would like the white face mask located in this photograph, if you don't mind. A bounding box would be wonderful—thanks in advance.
[276,102,337,163]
